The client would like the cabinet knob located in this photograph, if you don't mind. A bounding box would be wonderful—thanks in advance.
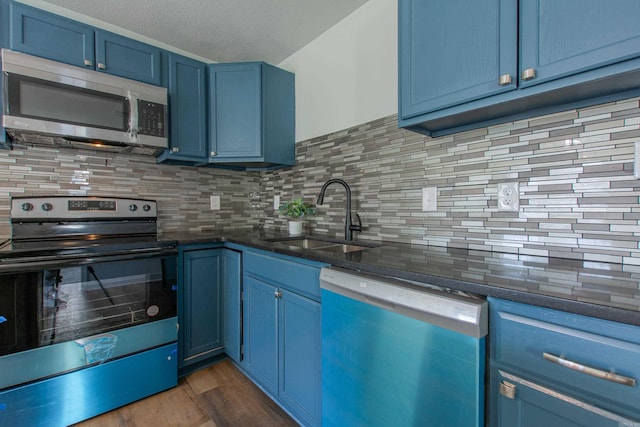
[498,74,512,86]
[171,147,180,153]
[83,59,93,67]
[274,290,283,299]
[210,151,217,157]
[521,68,536,81]
[97,62,106,70]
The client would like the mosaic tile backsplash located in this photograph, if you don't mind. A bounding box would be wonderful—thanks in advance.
[1,96,640,264]
[263,97,640,265]
[0,142,262,238]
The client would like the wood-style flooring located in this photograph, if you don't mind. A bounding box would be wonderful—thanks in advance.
[74,359,298,427]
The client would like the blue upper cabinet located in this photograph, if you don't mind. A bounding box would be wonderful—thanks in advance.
[157,53,208,163]
[95,31,161,85]
[399,0,517,118]
[207,62,295,170]
[519,0,640,88]
[9,2,94,68]
[9,2,161,85]
[399,0,640,136]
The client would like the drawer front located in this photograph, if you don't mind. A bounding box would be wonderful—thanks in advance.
[490,299,640,417]
[493,369,638,427]
[244,251,322,300]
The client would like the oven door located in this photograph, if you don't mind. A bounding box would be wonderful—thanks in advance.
[0,251,177,390]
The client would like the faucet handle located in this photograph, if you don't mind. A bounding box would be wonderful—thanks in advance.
[350,212,363,233]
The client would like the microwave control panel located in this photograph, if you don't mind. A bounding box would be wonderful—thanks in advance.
[138,100,166,137]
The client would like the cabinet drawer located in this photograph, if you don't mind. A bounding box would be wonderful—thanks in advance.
[490,299,640,416]
[244,251,322,300]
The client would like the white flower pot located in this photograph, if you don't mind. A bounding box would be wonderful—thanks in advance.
[288,220,303,235]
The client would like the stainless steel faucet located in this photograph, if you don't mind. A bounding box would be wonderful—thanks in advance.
[316,178,362,241]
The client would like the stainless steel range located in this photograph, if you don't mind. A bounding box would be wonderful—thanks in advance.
[0,196,178,427]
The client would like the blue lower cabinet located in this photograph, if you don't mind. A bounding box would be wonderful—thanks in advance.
[242,249,324,427]
[222,249,242,363]
[489,297,640,425]
[179,246,242,371]
[493,369,636,427]
[279,289,321,427]
[0,343,177,427]
[243,275,279,394]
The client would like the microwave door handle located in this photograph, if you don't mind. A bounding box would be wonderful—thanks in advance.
[128,93,138,141]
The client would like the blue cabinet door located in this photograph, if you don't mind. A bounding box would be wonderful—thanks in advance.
[9,2,94,69]
[279,289,321,427]
[158,53,208,163]
[520,0,640,88]
[181,248,223,365]
[222,249,242,362]
[207,62,295,168]
[208,63,263,159]
[9,2,161,85]
[243,275,278,395]
[398,0,517,119]
[96,31,161,85]
[493,369,637,427]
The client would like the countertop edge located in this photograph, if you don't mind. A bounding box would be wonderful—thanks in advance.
[169,232,640,327]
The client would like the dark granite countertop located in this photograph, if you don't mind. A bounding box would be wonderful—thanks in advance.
[160,229,640,327]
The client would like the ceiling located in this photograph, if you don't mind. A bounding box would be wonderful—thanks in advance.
[39,0,370,64]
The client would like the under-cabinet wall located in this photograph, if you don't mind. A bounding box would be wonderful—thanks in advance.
[263,96,640,265]
[3,95,640,268]
[0,142,262,238]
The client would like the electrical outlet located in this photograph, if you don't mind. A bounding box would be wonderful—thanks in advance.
[422,187,437,211]
[210,195,220,211]
[274,195,280,210]
[497,182,519,212]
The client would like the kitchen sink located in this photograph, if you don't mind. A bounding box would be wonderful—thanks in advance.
[265,237,379,253]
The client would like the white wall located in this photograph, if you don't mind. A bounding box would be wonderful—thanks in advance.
[278,0,398,142]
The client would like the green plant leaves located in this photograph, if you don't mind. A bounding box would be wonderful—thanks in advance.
[278,198,316,218]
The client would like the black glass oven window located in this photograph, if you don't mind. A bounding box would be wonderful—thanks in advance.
[0,255,176,356]
[7,74,129,131]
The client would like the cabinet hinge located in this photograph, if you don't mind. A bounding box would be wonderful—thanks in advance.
[499,381,516,399]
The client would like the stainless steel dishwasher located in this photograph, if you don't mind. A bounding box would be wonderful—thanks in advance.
[320,267,487,427]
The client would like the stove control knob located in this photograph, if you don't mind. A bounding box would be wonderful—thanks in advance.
[129,204,138,212]
[142,204,151,212]
[21,202,34,211]
[41,203,53,212]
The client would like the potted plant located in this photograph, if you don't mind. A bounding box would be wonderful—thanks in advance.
[278,198,316,235]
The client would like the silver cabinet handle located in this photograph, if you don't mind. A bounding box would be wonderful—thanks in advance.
[97,62,106,70]
[171,147,180,153]
[521,68,536,81]
[274,290,283,299]
[210,151,217,157]
[498,74,512,86]
[499,381,516,399]
[83,59,93,67]
[543,352,636,387]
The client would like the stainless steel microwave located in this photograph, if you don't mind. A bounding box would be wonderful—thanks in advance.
[1,49,168,153]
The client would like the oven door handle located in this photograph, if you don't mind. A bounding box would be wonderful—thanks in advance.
[0,246,177,272]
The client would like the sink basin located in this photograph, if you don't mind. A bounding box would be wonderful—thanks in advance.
[265,237,379,253]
